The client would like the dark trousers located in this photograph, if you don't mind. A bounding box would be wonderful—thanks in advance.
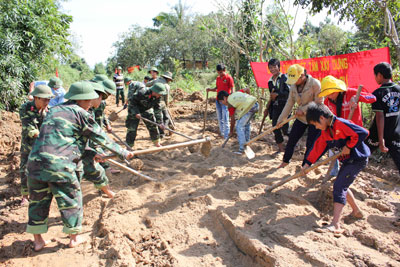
[271,103,289,144]
[116,89,125,105]
[283,119,320,164]
[333,158,367,205]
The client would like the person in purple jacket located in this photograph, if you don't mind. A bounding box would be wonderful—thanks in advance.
[301,102,370,235]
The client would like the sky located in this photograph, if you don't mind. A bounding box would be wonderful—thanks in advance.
[61,0,353,68]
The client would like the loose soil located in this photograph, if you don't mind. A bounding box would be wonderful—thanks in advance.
[0,98,399,267]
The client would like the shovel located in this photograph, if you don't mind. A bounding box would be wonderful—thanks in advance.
[109,106,126,122]
[244,115,296,159]
[106,158,157,182]
[202,90,209,136]
[106,137,212,158]
[221,136,231,148]
[140,117,212,157]
[265,152,342,192]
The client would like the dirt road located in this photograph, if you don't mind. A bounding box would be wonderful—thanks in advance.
[1,96,399,266]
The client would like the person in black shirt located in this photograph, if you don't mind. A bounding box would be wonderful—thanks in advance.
[366,62,400,174]
[263,58,290,152]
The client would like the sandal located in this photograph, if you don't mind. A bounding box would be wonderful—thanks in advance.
[314,225,344,237]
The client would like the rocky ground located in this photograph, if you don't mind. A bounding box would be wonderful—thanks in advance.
[0,91,399,267]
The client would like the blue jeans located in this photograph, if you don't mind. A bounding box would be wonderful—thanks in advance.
[236,103,258,152]
[216,100,230,138]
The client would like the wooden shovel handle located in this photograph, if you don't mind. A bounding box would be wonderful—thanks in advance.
[141,117,194,140]
[347,85,363,121]
[202,90,209,136]
[246,115,296,146]
[265,153,342,192]
[106,159,157,181]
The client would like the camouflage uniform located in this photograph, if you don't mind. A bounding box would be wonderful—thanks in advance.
[126,87,165,147]
[94,100,110,128]
[26,100,129,235]
[145,77,171,135]
[127,81,146,100]
[18,101,47,196]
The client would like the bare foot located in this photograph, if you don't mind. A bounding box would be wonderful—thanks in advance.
[101,185,115,198]
[69,234,87,248]
[277,143,285,153]
[350,210,364,219]
[33,234,50,251]
[278,162,288,169]
[21,196,29,206]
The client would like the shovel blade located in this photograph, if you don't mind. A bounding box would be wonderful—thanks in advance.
[244,145,255,159]
[200,141,212,157]
[109,112,118,121]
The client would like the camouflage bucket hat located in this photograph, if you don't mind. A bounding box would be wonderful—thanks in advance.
[91,82,107,100]
[48,77,63,88]
[148,66,158,74]
[117,66,122,70]
[150,83,167,95]
[102,79,116,95]
[65,81,99,100]
[30,84,54,99]
[91,74,108,83]
[161,71,173,81]
[124,77,132,83]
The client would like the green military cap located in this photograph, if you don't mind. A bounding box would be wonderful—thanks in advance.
[150,83,167,95]
[48,77,63,88]
[90,81,108,100]
[65,81,99,100]
[117,66,122,70]
[124,77,132,83]
[30,84,54,99]
[148,67,158,74]
[161,71,173,81]
[102,79,116,95]
[91,74,108,83]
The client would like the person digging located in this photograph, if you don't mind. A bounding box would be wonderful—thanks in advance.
[18,85,54,205]
[301,102,369,236]
[26,81,135,251]
[125,83,168,148]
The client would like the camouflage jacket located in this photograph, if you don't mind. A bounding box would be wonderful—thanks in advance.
[127,81,146,100]
[19,101,46,156]
[127,87,164,120]
[27,100,128,182]
[146,77,170,105]
[93,100,110,128]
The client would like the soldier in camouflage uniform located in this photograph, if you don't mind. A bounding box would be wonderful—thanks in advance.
[18,85,54,205]
[146,71,173,137]
[81,81,116,198]
[26,81,134,251]
[124,77,146,102]
[126,83,167,148]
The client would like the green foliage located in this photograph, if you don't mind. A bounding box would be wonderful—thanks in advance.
[0,0,72,110]
[94,63,106,74]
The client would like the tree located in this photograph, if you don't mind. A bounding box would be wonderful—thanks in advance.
[0,0,72,110]
[94,63,106,74]
[294,0,400,65]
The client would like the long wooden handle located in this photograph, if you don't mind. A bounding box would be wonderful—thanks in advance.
[202,90,209,135]
[141,117,194,140]
[265,153,342,192]
[258,112,268,135]
[106,159,157,181]
[347,85,363,121]
[110,131,133,151]
[133,137,211,156]
[166,107,176,130]
[246,115,296,146]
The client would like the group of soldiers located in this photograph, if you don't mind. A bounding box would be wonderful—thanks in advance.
[19,68,174,251]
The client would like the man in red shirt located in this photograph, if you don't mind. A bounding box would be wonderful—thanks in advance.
[207,64,234,138]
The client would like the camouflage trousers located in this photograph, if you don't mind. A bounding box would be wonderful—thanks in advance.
[82,149,109,189]
[26,172,83,235]
[19,152,29,196]
[125,110,160,147]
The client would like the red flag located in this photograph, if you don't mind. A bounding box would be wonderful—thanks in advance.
[55,68,59,77]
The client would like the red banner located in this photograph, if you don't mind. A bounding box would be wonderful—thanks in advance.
[250,47,390,93]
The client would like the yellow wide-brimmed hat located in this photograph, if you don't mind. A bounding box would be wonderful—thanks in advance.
[319,75,347,97]
[286,64,305,85]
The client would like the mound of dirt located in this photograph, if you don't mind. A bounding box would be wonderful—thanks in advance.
[0,111,21,156]
[171,88,187,102]
[187,91,204,102]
